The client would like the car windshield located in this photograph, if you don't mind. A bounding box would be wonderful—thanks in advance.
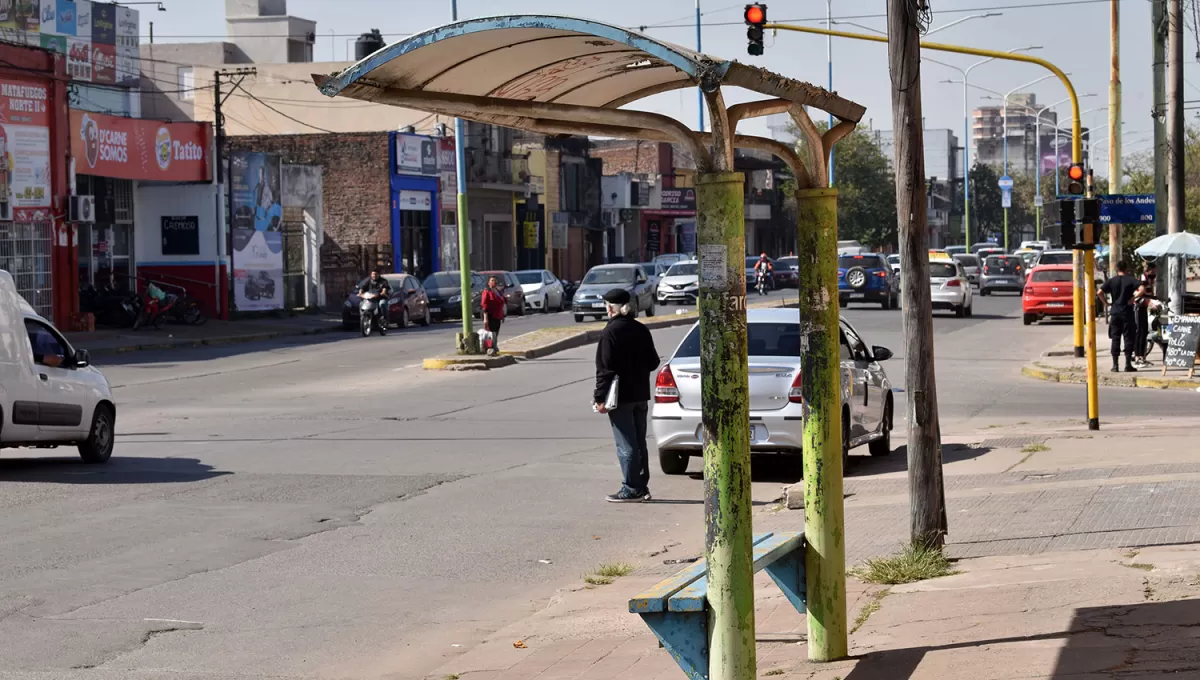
[839,255,881,268]
[1038,252,1073,266]
[776,257,798,268]
[987,256,1021,269]
[638,263,659,275]
[955,255,980,267]
[887,255,900,264]
[424,272,459,289]
[515,271,543,285]
[583,268,635,285]
[1033,269,1073,282]
[930,263,958,278]
[675,322,802,358]
[666,263,698,276]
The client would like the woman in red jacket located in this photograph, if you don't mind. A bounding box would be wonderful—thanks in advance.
[481,275,507,356]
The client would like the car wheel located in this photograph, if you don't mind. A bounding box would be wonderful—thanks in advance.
[1023,313,1035,326]
[842,408,851,472]
[631,300,640,318]
[78,404,115,464]
[955,304,965,318]
[517,301,526,316]
[540,296,549,314]
[646,299,656,317]
[659,449,689,475]
[398,307,408,330]
[980,287,990,296]
[965,302,974,318]
[869,398,893,457]
[880,296,889,310]
[420,307,431,327]
[575,314,585,323]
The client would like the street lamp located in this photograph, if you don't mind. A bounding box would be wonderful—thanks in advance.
[998,74,1056,250]
[927,45,1040,248]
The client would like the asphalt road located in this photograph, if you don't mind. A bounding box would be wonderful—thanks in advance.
[0,287,1192,679]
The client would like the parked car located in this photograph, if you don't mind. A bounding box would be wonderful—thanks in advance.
[953,254,981,285]
[979,255,1027,295]
[423,271,484,322]
[479,271,527,316]
[886,254,901,276]
[654,253,690,268]
[0,271,115,463]
[514,269,566,313]
[1022,264,1075,325]
[838,253,899,309]
[652,309,894,474]
[745,255,776,291]
[929,258,974,316]
[342,273,432,329]
[774,256,800,288]
[657,260,699,305]
[571,264,656,322]
[637,261,668,297]
[944,245,968,257]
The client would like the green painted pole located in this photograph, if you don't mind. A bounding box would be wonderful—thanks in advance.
[697,171,756,680]
[795,187,848,662]
[1003,207,1009,251]
[453,119,478,354]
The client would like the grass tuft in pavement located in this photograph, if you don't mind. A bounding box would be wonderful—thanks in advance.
[852,544,958,585]
[443,675,460,680]
[1021,443,1050,453]
[1126,562,1155,571]
[763,670,785,677]
[851,588,891,633]
[583,575,614,586]
[595,562,636,578]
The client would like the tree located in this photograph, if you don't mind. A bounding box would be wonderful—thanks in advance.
[968,163,1003,243]
[796,126,898,249]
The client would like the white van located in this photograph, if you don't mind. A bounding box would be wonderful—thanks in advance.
[0,271,115,463]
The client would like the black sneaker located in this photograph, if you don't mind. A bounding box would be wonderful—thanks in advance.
[1111,366,1120,373]
[1124,364,1138,373]
[606,489,649,503]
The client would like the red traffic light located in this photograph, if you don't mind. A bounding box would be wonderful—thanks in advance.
[744,4,766,25]
[1067,164,1085,181]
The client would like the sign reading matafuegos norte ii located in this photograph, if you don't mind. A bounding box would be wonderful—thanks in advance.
[1099,194,1156,224]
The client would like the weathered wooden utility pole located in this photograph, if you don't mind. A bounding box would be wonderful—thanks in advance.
[1108,0,1122,276]
[1167,0,1186,315]
[886,0,947,549]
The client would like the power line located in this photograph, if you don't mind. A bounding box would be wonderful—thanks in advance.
[234,85,335,133]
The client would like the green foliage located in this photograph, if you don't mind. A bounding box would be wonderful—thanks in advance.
[969,163,1003,243]
[796,124,898,249]
[851,543,958,585]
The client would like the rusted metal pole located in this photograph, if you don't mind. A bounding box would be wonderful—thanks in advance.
[887,0,947,549]
[1108,0,1122,276]
[796,185,848,661]
[699,93,755,680]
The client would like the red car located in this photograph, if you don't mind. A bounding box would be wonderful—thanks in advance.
[1022,264,1074,325]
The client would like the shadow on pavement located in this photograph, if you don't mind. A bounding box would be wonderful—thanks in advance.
[847,443,992,477]
[0,455,228,484]
[844,600,1200,679]
[682,454,803,485]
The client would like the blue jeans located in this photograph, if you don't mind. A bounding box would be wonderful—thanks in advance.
[608,401,650,495]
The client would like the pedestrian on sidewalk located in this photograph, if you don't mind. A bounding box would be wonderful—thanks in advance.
[1133,261,1158,367]
[594,288,661,503]
[1101,260,1140,373]
[481,276,506,356]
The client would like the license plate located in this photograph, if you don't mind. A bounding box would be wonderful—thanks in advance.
[849,293,865,299]
[1047,302,1065,307]
[592,302,607,309]
[995,279,1010,284]
[429,307,441,313]
[700,424,768,444]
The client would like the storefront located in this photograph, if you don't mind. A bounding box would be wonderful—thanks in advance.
[390,132,441,279]
[641,187,696,260]
[68,110,216,318]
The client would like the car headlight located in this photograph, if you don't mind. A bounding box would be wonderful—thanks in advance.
[448,295,461,304]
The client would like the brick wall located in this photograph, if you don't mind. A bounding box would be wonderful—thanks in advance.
[591,140,663,175]
[225,133,393,307]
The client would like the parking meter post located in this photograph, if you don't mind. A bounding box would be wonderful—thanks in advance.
[1073,251,1085,357]
[795,187,848,662]
[696,171,757,680]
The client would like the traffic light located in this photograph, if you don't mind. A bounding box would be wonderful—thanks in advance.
[1075,197,1101,245]
[745,4,767,56]
[1048,199,1076,249]
[1066,163,1086,195]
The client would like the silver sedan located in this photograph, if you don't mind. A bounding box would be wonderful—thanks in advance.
[651,308,895,475]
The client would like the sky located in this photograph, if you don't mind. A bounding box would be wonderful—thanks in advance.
[139,0,1200,177]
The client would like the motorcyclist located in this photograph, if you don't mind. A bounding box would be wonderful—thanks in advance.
[358,271,392,326]
[753,253,773,293]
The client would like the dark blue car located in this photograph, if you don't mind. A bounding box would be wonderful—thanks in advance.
[838,253,899,309]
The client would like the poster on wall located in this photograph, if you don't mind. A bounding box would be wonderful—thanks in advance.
[395,133,437,176]
[54,0,78,36]
[91,42,115,84]
[67,37,91,80]
[0,77,51,219]
[75,0,90,38]
[438,137,456,209]
[90,0,113,44]
[230,153,284,312]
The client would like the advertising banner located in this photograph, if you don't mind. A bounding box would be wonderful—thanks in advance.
[115,5,135,46]
[0,77,51,217]
[91,42,115,84]
[55,0,77,36]
[116,45,137,84]
[0,0,40,31]
[438,137,456,209]
[67,36,90,81]
[395,133,437,176]
[70,109,211,182]
[90,0,113,44]
[40,33,65,54]
[39,0,56,34]
[75,0,90,38]
[230,153,284,311]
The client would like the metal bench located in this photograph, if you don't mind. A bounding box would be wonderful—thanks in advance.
[628,532,806,679]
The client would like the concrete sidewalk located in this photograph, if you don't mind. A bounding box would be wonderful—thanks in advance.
[415,419,1200,680]
[1022,334,1200,390]
[66,313,342,355]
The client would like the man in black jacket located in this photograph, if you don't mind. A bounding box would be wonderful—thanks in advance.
[1101,260,1140,372]
[595,288,661,503]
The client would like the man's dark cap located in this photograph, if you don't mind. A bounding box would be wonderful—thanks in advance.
[603,288,631,305]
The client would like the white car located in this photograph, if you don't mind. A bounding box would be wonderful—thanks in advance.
[887,254,901,276]
[929,259,974,317]
[651,309,894,474]
[0,271,115,463]
[514,269,566,313]
[953,254,981,285]
[657,260,699,305]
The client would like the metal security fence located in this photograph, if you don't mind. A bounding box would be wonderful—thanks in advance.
[0,221,53,319]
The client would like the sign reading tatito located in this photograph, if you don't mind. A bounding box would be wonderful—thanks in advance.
[69,109,211,182]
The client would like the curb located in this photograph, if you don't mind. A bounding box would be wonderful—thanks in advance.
[82,325,341,357]
[1022,362,1200,390]
[423,354,517,371]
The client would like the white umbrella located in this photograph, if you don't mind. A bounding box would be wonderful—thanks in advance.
[1135,232,1200,259]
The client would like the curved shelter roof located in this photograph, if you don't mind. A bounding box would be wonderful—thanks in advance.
[315,15,865,130]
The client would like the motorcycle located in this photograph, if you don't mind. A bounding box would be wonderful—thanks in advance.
[359,291,388,337]
[755,269,771,296]
[133,282,179,330]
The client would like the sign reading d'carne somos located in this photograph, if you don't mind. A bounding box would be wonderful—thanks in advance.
[69,109,211,182]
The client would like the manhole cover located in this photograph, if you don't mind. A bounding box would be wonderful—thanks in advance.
[978,436,1047,449]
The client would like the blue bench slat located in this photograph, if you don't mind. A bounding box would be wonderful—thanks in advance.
[629,532,777,614]
[668,532,804,612]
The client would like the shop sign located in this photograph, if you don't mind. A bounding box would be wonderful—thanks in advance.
[658,187,696,215]
[0,77,51,215]
[523,220,538,249]
[397,189,432,211]
[70,110,211,182]
[161,215,199,256]
[646,219,661,253]
[395,133,438,176]
[438,137,457,209]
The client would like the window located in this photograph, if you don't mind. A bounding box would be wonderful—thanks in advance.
[841,323,869,361]
[839,331,853,361]
[177,67,195,101]
[543,272,554,285]
[25,319,68,368]
[676,322,803,358]
[930,263,958,278]
[1032,269,1073,283]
